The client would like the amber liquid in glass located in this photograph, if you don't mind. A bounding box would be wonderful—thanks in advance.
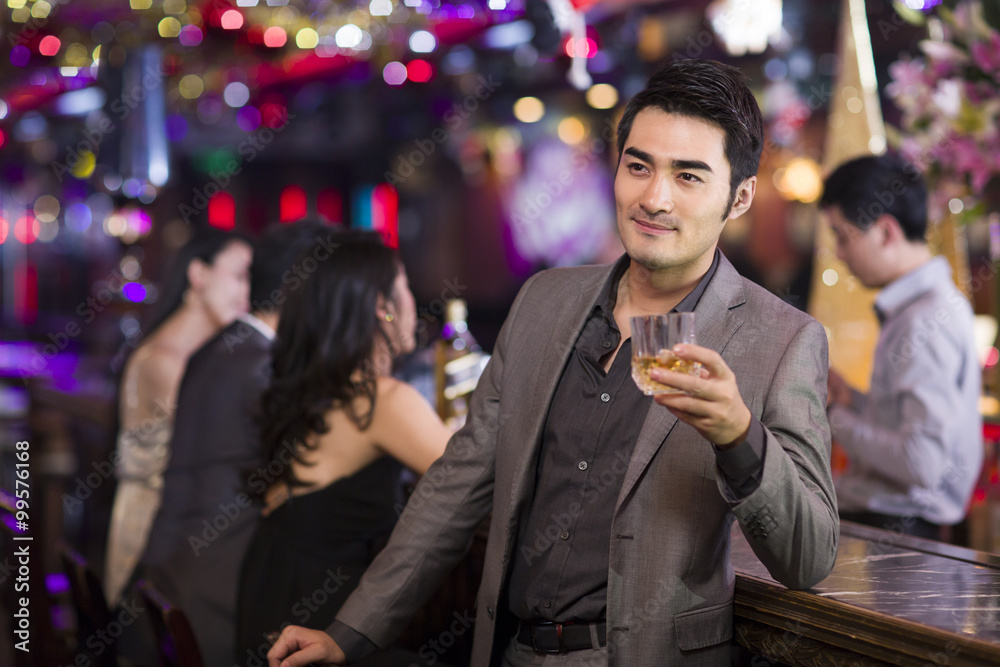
[631,351,701,395]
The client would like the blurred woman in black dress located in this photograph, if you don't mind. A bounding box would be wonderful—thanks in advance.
[236,231,450,665]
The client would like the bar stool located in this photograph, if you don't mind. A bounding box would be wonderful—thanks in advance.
[136,579,205,667]
[58,543,116,667]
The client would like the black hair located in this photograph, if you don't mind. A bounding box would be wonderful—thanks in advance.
[616,59,765,215]
[258,230,402,492]
[249,219,342,308]
[820,154,928,242]
[142,226,250,342]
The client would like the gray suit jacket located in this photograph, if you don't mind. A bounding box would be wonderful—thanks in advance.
[335,254,839,666]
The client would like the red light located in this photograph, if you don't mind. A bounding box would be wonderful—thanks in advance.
[563,37,597,58]
[0,217,8,244]
[280,185,307,223]
[221,10,244,30]
[14,262,38,325]
[247,25,266,44]
[318,188,343,224]
[987,347,1000,368]
[263,27,287,48]
[14,216,38,244]
[407,59,434,83]
[208,192,236,230]
[260,101,289,129]
[39,36,61,57]
[372,184,398,249]
[0,128,6,149]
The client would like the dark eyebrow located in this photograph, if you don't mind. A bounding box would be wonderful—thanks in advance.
[672,159,713,173]
[623,147,653,163]
[622,148,713,174]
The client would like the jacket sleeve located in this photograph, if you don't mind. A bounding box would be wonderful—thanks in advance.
[724,318,839,590]
[329,273,538,648]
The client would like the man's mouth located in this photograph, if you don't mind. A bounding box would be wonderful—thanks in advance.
[634,218,677,235]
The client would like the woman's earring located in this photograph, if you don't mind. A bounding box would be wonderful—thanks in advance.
[385,313,394,322]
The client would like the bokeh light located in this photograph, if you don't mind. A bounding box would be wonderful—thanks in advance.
[383,61,407,86]
[513,97,544,123]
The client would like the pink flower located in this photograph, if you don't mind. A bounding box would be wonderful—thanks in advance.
[970,33,1000,80]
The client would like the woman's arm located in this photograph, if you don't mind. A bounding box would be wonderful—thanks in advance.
[369,378,451,474]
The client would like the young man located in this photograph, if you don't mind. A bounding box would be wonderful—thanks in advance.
[821,154,983,540]
[268,59,838,667]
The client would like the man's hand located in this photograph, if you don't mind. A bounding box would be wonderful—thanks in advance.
[650,344,751,448]
[267,626,346,667]
[827,369,851,408]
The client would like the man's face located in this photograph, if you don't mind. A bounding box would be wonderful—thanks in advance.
[614,108,753,277]
[825,207,886,288]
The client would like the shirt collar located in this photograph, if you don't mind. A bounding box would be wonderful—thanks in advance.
[596,249,721,320]
[873,256,953,323]
[241,312,276,341]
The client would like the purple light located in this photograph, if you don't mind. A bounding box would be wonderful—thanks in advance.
[10,45,30,67]
[123,282,147,302]
[236,105,261,131]
[457,4,475,18]
[127,209,152,235]
[2,513,24,533]
[179,24,204,47]
[46,573,70,596]
[65,202,92,231]
[166,114,188,142]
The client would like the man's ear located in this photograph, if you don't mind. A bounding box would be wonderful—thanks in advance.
[187,258,208,291]
[874,214,903,246]
[726,176,757,221]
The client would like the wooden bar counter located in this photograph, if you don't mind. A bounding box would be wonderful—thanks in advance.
[732,522,1000,666]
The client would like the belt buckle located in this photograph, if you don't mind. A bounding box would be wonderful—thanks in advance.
[531,621,567,654]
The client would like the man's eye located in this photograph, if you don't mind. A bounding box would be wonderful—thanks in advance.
[679,173,702,182]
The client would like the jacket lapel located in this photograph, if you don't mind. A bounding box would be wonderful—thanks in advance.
[504,264,616,532]
[614,254,747,513]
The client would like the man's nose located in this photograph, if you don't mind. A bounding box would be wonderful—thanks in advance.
[641,176,674,214]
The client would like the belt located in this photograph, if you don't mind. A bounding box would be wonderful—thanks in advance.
[516,620,607,653]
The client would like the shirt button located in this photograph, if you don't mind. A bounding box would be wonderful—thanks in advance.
[603,340,612,348]
[560,531,570,540]
[600,393,611,403]
[543,599,552,609]
[578,461,588,471]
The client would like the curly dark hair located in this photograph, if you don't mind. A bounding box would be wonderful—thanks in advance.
[257,230,402,493]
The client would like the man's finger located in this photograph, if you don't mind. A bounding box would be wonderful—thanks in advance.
[671,344,729,378]
[649,368,709,399]
[267,629,328,667]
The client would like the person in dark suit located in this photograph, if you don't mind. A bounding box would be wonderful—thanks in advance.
[141,219,341,666]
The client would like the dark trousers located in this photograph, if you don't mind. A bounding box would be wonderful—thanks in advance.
[839,510,944,541]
